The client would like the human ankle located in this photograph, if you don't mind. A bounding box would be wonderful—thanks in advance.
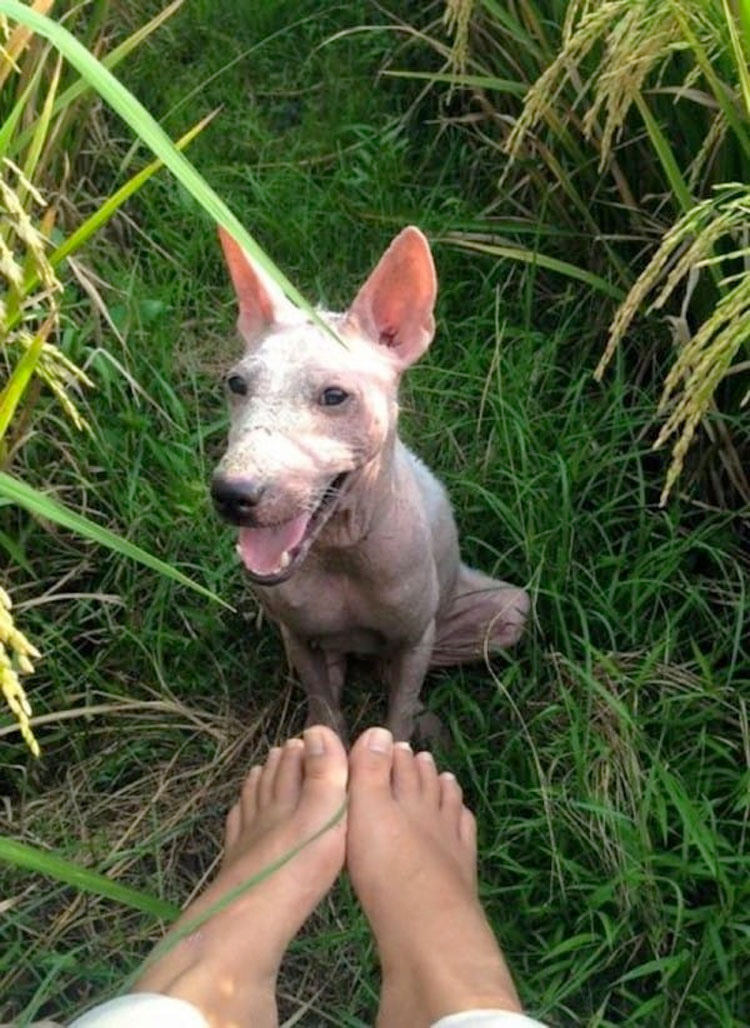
[157,951,278,1026]
[390,940,522,1020]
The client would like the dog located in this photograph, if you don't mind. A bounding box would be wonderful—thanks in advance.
[211,225,529,740]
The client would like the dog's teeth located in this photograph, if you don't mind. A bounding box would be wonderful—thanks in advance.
[279,551,291,570]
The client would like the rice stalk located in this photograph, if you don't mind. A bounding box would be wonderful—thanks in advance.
[687,109,728,192]
[655,273,750,504]
[0,0,53,91]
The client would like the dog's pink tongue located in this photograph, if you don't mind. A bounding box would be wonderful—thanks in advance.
[237,513,310,577]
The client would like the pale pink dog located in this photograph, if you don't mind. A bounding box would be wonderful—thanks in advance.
[211,226,529,740]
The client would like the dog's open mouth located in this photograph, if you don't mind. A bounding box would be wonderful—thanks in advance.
[236,472,349,585]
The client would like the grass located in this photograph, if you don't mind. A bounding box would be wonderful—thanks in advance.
[1,1,749,1025]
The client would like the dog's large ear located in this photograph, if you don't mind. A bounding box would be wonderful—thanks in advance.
[218,227,302,345]
[346,226,437,368]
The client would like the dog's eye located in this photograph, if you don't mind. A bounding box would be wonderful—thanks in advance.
[226,374,248,396]
[320,387,349,408]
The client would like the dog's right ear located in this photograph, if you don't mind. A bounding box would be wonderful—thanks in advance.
[346,226,437,371]
[218,227,302,345]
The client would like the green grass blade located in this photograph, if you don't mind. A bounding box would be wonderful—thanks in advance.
[131,800,347,989]
[383,69,526,95]
[478,0,546,61]
[634,93,722,292]
[633,93,693,216]
[669,0,750,161]
[0,472,232,609]
[0,57,45,159]
[0,324,47,443]
[723,0,750,117]
[0,0,339,343]
[442,237,626,300]
[0,837,179,919]
[0,527,33,572]
[20,51,61,185]
[101,0,183,65]
[740,0,750,56]
[10,0,185,158]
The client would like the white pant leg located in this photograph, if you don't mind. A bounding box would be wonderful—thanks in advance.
[69,994,209,1028]
[67,995,547,1028]
[432,1012,547,1028]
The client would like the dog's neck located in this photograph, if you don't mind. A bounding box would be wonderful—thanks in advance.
[317,427,400,550]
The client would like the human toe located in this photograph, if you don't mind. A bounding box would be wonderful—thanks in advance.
[349,727,394,795]
[273,737,305,805]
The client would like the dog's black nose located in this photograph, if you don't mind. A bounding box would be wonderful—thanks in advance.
[211,475,266,521]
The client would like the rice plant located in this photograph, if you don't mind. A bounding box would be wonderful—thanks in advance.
[411,0,750,503]
[0,0,190,748]
[501,0,750,504]
[596,183,750,505]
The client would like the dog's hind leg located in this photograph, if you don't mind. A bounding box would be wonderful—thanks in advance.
[431,564,529,668]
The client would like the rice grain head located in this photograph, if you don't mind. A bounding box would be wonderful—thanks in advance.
[504,0,726,172]
[444,0,475,77]
[0,585,40,757]
[0,159,92,433]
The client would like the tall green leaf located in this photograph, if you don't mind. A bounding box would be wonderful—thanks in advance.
[443,237,626,300]
[51,111,217,270]
[723,0,750,117]
[0,57,45,159]
[669,0,750,161]
[384,69,526,95]
[20,51,61,186]
[0,837,179,919]
[0,472,231,608]
[0,323,47,443]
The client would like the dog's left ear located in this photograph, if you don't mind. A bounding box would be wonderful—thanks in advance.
[346,226,437,369]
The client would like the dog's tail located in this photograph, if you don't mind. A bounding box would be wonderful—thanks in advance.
[431,565,529,667]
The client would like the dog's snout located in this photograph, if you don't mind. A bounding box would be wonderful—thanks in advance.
[211,474,266,521]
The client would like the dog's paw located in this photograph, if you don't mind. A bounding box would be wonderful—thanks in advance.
[413,708,450,750]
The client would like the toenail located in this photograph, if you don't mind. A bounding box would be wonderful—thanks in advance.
[286,737,304,749]
[367,727,393,753]
[417,750,434,763]
[304,727,326,756]
[395,741,412,751]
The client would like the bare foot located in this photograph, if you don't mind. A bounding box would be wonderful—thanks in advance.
[134,726,347,1028]
[347,727,522,1028]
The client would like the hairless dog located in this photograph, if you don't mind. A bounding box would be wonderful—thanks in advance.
[212,226,529,740]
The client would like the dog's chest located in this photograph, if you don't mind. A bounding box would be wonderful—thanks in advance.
[253,545,436,653]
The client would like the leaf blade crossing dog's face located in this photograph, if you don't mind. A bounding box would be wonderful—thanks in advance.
[211,227,437,585]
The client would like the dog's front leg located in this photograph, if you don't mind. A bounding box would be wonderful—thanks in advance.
[280,625,347,737]
[384,621,435,741]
